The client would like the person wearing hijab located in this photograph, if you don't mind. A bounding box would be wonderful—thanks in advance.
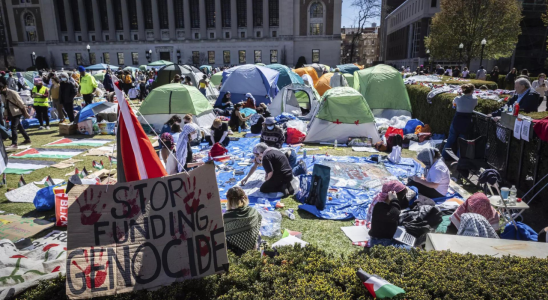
[16,73,28,91]
[176,123,204,172]
[160,132,179,175]
[59,72,78,123]
[448,192,500,234]
[243,93,256,109]
[103,69,114,92]
[408,148,450,198]
[6,72,17,91]
[31,77,50,129]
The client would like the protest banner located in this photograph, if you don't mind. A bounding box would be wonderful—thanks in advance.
[66,163,228,299]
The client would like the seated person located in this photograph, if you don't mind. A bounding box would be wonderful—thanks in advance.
[161,115,182,135]
[160,132,178,175]
[228,103,251,132]
[456,213,499,239]
[176,123,205,172]
[260,103,272,118]
[407,148,450,199]
[241,143,294,197]
[250,107,265,134]
[214,91,233,116]
[447,192,500,234]
[209,118,229,147]
[223,186,262,256]
[280,147,307,177]
[260,117,285,149]
[243,93,256,109]
[367,181,411,249]
[506,78,541,113]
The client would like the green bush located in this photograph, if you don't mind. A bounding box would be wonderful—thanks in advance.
[407,85,503,134]
[522,111,548,120]
[17,246,548,300]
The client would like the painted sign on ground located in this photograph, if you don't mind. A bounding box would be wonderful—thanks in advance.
[66,163,228,299]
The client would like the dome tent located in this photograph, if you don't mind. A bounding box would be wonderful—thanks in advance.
[269,83,321,120]
[293,66,319,86]
[210,72,223,87]
[336,64,360,74]
[314,72,349,96]
[266,64,304,89]
[216,64,279,106]
[353,64,412,118]
[152,64,219,102]
[304,63,326,77]
[305,87,380,144]
[137,83,216,130]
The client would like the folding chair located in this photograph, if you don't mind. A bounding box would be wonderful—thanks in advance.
[445,136,489,183]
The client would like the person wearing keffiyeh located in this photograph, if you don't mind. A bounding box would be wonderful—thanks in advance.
[457,213,499,239]
[223,186,262,256]
[16,72,28,91]
[450,192,500,231]
[175,124,204,172]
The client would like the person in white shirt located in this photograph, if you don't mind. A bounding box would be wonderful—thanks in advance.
[461,67,470,78]
[476,66,487,80]
[407,148,450,198]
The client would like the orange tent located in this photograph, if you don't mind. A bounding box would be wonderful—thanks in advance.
[315,73,335,96]
[293,66,319,85]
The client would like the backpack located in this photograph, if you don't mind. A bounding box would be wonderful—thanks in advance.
[124,75,132,84]
[386,133,403,152]
[305,164,330,211]
[209,142,228,158]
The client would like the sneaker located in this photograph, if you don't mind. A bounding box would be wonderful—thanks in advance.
[38,126,44,130]
[20,139,31,145]
[46,126,50,130]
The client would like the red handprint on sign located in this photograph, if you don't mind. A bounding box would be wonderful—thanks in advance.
[121,186,142,219]
[181,177,202,214]
[72,247,109,289]
[76,189,106,225]
[170,214,188,240]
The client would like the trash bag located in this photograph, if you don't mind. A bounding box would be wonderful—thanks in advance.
[286,119,307,133]
[389,145,402,164]
[33,185,56,211]
[275,112,296,123]
[286,128,306,144]
[257,210,282,237]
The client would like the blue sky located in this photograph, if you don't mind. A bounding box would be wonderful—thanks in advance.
[341,0,381,28]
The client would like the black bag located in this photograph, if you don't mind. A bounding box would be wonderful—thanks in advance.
[305,164,331,210]
[386,134,403,152]
[457,136,487,159]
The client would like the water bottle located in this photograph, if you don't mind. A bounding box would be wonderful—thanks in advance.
[238,126,241,133]
[509,185,517,205]
[303,149,307,159]
[334,140,338,149]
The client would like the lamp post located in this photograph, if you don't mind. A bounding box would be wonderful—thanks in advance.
[177,50,181,65]
[86,44,91,65]
[459,43,463,71]
[31,51,36,67]
[479,38,486,68]
[426,49,432,74]
[146,49,152,63]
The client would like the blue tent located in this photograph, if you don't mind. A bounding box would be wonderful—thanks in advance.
[86,64,120,71]
[216,64,279,106]
[266,64,304,89]
[75,101,117,122]
[336,64,360,74]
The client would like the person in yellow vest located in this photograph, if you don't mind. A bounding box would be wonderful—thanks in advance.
[31,77,50,130]
[78,66,97,106]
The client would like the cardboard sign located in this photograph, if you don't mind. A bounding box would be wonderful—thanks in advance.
[0,214,54,242]
[55,193,69,227]
[65,163,228,299]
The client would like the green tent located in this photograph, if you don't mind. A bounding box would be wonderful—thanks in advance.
[343,73,354,88]
[353,64,412,117]
[93,73,105,82]
[138,83,215,129]
[211,72,223,86]
[139,65,147,71]
[148,60,174,67]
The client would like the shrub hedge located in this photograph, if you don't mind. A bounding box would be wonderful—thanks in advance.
[407,85,504,134]
[17,246,548,300]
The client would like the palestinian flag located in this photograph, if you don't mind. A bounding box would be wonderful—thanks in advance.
[46,138,112,147]
[18,176,26,187]
[44,176,55,187]
[109,156,117,164]
[79,167,89,178]
[357,269,405,299]
[4,159,56,175]
[11,148,85,160]
[92,160,104,170]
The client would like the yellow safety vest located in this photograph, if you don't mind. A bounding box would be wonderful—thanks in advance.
[32,85,49,107]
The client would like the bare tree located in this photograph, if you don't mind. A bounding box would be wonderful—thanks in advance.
[186,52,209,66]
[347,0,381,63]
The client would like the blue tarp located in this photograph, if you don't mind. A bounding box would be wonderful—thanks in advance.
[336,64,360,75]
[86,64,120,71]
[216,65,280,106]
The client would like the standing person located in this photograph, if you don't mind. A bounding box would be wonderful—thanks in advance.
[16,72,28,91]
[78,66,97,106]
[1,78,31,150]
[260,117,285,148]
[408,148,450,199]
[50,75,64,122]
[506,68,517,89]
[442,83,478,160]
[436,64,445,75]
[72,69,80,84]
[228,103,251,132]
[243,93,256,109]
[122,70,133,94]
[6,72,17,90]
[161,115,182,135]
[461,67,470,78]
[520,69,530,81]
[171,74,182,83]
[209,118,230,147]
[241,143,295,196]
[490,66,500,82]
[103,70,114,92]
[31,78,50,129]
[453,66,461,78]
[59,72,78,123]
[476,66,487,80]
[532,73,547,107]
[198,75,209,95]
[184,76,193,86]
[444,66,453,77]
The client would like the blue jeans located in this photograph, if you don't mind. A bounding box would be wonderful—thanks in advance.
[285,148,307,176]
[442,123,467,160]
[199,88,206,96]
[368,237,412,250]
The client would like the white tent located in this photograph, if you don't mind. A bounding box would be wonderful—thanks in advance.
[269,83,321,120]
[304,87,381,144]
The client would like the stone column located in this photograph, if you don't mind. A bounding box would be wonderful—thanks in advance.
[107,0,116,40]
[151,0,161,39]
[247,0,253,37]
[215,0,222,39]
[183,0,191,39]
[262,0,269,37]
[63,0,75,42]
[77,0,89,41]
[167,0,176,39]
[199,0,206,38]
[136,0,146,40]
[231,0,237,38]
[121,0,131,40]
[91,0,103,42]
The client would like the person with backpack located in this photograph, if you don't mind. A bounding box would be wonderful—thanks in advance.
[122,70,133,95]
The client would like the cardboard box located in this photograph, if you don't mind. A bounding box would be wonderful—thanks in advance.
[59,123,78,135]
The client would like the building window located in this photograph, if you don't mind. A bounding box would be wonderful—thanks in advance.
[206,0,215,28]
[90,53,96,65]
[103,53,110,64]
[221,0,231,27]
[132,52,139,65]
[174,0,185,28]
[254,50,262,63]
[253,0,263,27]
[210,32,214,39]
[84,0,95,31]
[143,0,154,29]
[272,31,277,37]
[70,1,81,31]
[309,1,324,36]
[431,0,437,7]
[269,0,279,26]
[256,31,261,38]
[133,34,138,40]
[240,32,245,38]
[192,51,200,65]
[237,0,246,27]
[105,34,110,41]
[118,53,125,65]
[270,50,278,63]
[98,0,109,30]
[310,1,323,18]
[223,50,230,64]
[310,23,323,35]
[158,0,169,29]
[208,51,215,64]
[239,50,246,64]
[119,34,124,41]
[56,0,67,31]
[312,49,320,63]
[91,35,96,41]
[190,0,200,28]
[75,53,82,65]
[194,33,199,39]
[62,53,69,65]
[77,35,82,42]
[225,32,230,38]
[113,0,124,30]
[127,0,138,30]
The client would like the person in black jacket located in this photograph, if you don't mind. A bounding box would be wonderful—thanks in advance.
[260,117,284,148]
[506,78,540,113]
[58,72,78,123]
